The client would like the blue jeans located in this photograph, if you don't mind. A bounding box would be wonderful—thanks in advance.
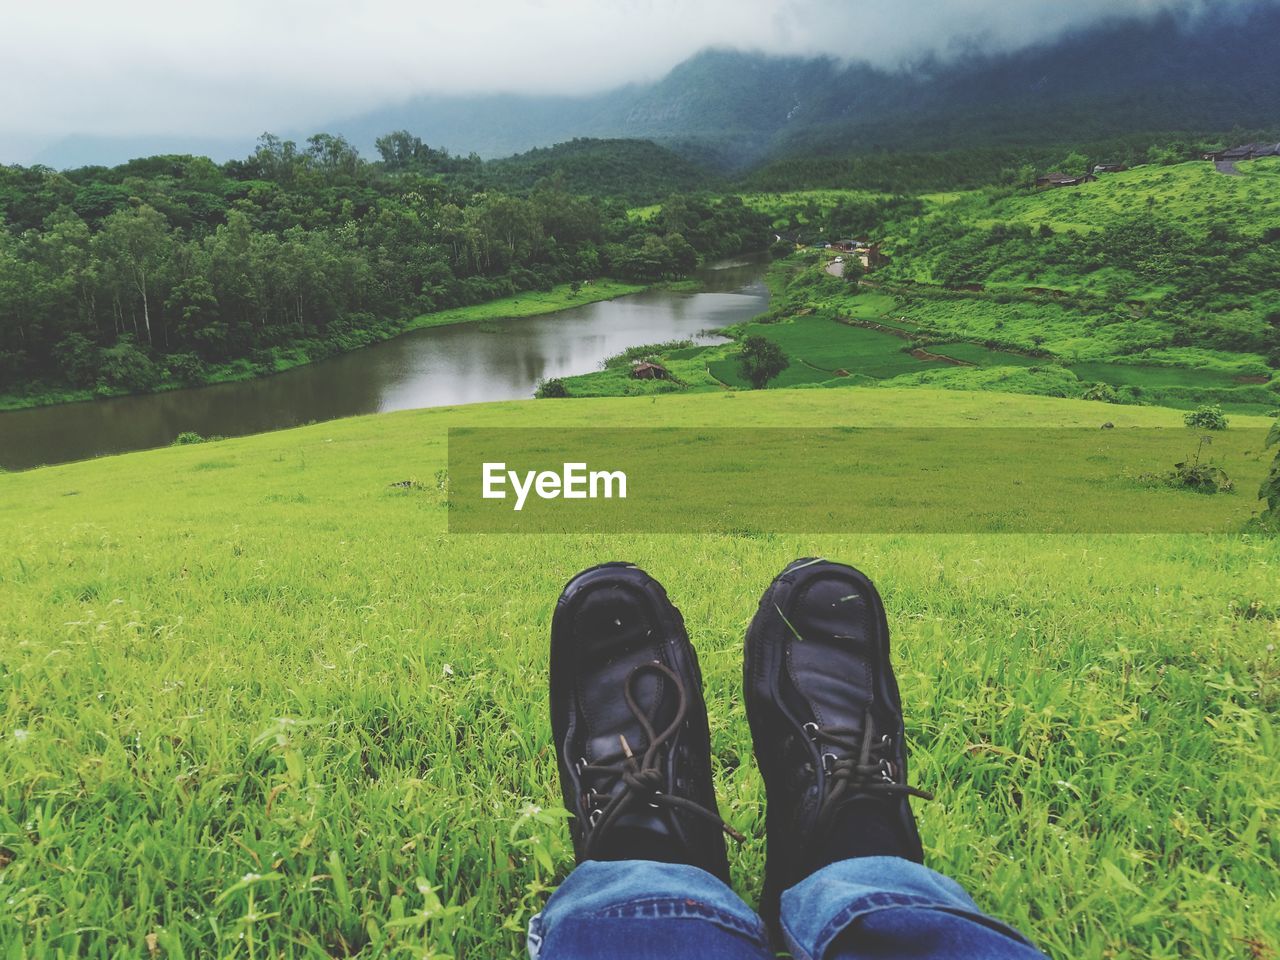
[528,858,1046,960]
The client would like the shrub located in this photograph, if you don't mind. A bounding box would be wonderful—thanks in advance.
[1258,420,1280,525]
[1184,404,1228,430]
[173,432,207,445]
[97,340,161,392]
[536,378,569,398]
[1167,459,1234,493]
[1081,382,1120,403]
[165,352,206,384]
[1139,437,1234,494]
[56,333,102,388]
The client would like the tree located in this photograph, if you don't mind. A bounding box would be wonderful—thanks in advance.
[1260,419,1280,526]
[374,131,446,171]
[96,204,171,346]
[738,335,789,389]
[305,134,361,180]
[1060,152,1090,177]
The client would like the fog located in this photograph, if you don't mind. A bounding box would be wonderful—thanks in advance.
[0,0,1268,160]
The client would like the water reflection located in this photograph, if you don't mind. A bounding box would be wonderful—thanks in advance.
[0,256,769,470]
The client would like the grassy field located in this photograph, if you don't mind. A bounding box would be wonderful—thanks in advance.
[707,317,949,388]
[404,280,643,330]
[2,387,1277,958]
[971,159,1280,236]
[591,239,1279,412]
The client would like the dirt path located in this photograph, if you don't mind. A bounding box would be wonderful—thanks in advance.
[911,347,972,366]
[1215,161,1241,175]
[825,260,845,278]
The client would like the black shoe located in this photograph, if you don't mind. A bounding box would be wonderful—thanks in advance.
[744,558,932,924]
[550,562,738,881]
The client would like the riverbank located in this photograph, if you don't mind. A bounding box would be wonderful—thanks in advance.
[0,278,647,413]
[0,260,771,469]
[559,252,1280,414]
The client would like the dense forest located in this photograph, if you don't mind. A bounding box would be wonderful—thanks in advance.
[741,132,1275,193]
[0,133,768,400]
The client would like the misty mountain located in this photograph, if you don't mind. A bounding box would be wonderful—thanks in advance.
[32,1,1280,171]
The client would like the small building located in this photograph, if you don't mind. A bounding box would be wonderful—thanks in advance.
[1205,142,1280,162]
[1036,171,1097,189]
[860,244,890,271]
[631,361,669,381]
[829,239,886,270]
[1093,163,1127,174]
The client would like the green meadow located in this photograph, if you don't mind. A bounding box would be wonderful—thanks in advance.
[707,318,949,387]
[567,188,1278,412]
[967,158,1280,236]
[404,280,644,330]
[2,387,1277,958]
[591,161,1280,415]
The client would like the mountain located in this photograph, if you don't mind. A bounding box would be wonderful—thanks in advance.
[31,1,1280,171]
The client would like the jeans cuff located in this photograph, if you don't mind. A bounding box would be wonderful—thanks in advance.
[529,860,771,958]
[784,891,1037,960]
[779,857,1039,960]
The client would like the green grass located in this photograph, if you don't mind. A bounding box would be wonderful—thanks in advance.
[841,292,904,324]
[1069,361,1245,391]
[919,160,1280,237]
[406,280,645,330]
[916,344,1251,391]
[2,387,1277,957]
[982,159,1280,236]
[707,317,948,388]
[565,257,1275,407]
[738,189,890,223]
[930,342,1042,367]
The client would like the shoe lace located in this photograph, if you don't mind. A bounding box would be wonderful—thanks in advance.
[805,708,935,836]
[576,660,744,858]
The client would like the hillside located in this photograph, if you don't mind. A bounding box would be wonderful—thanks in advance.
[477,138,717,203]
[1,387,1277,957]
[577,162,1280,412]
[930,158,1280,238]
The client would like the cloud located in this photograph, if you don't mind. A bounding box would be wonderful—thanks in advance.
[1,0,1268,149]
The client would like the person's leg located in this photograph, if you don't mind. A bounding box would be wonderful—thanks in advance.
[744,559,1047,959]
[528,859,772,960]
[780,857,1044,960]
[536,562,768,959]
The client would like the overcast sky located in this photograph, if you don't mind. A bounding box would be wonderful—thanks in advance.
[0,0,1262,161]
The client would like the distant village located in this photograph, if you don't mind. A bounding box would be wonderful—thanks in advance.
[1202,141,1280,163]
[766,138,1278,311]
[771,234,890,271]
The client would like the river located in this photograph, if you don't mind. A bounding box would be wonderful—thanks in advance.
[0,256,770,470]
